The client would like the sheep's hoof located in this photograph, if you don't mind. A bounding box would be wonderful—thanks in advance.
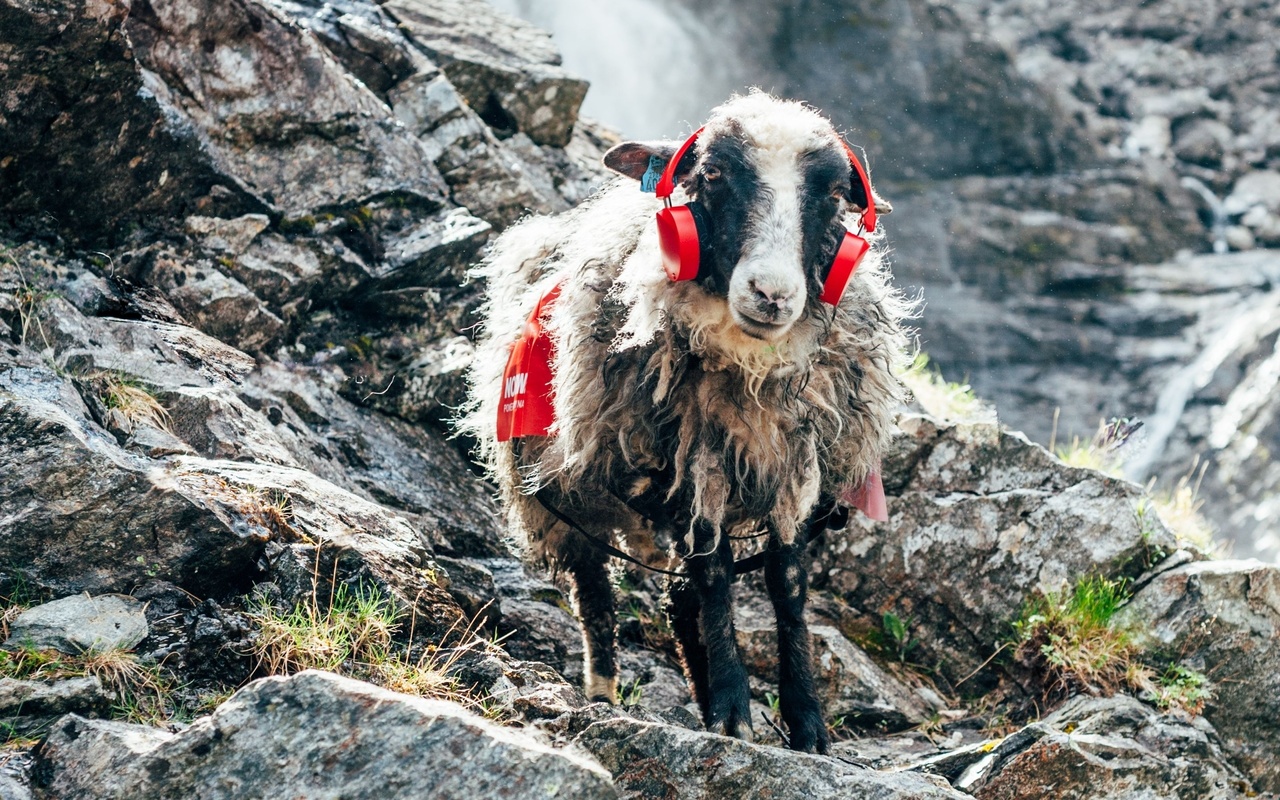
[709,715,754,742]
[786,716,830,754]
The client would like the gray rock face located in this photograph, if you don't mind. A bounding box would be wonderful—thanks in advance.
[575,717,968,800]
[1118,560,1280,792]
[35,671,618,799]
[812,415,1176,688]
[965,696,1253,799]
[0,677,109,737]
[384,0,588,148]
[4,594,148,654]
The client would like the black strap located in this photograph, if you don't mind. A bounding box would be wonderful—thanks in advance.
[533,490,842,578]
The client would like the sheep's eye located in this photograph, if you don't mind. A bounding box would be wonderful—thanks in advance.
[831,185,847,201]
[703,166,722,181]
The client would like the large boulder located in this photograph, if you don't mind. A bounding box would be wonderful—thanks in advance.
[812,415,1177,689]
[0,0,447,244]
[383,0,588,148]
[34,670,618,799]
[1117,560,1280,792]
[575,717,968,800]
[964,695,1254,799]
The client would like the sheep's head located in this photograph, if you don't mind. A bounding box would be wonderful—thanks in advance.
[604,92,889,342]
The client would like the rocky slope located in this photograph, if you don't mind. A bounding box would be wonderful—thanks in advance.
[1,0,1279,798]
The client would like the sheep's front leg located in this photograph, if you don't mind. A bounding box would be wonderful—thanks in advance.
[562,545,618,703]
[764,532,829,753]
[686,518,752,740]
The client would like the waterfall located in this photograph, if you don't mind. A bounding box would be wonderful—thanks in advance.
[1180,176,1230,255]
[490,0,744,138]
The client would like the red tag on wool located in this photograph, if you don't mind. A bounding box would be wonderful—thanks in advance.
[497,283,562,442]
[842,469,888,522]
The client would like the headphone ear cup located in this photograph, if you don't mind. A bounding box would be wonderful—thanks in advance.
[819,231,870,306]
[656,204,703,282]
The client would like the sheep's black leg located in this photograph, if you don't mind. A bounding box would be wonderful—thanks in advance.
[561,545,618,703]
[665,576,710,718]
[764,530,829,753]
[686,519,752,740]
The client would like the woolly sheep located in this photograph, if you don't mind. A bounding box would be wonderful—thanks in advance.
[462,91,911,753]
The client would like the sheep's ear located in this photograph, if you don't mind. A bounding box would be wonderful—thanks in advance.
[603,140,690,182]
[850,183,893,216]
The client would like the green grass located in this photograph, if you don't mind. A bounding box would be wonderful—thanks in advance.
[1011,576,1212,715]
[247,580,496,717]
[1012,576,1137,696]
[0,644,175,727]
[899,353,990,422]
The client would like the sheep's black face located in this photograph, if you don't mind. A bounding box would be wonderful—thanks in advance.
[690,127,855,340]
[601,95,883,342]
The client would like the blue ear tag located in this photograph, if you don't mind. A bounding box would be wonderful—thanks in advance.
[640,155,665,193]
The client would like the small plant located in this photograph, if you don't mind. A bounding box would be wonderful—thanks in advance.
[1148,665,1212,715]
[1011,576,1138,697]
[5,251,55,350]
[617,677,643,706]
[880,611,917,663]
[900,353,990,422]
[1050,417,1142,477]
[1147,460,1220,555]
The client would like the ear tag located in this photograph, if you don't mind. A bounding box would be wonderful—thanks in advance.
[640,155,666,193]
[497,282,562,442]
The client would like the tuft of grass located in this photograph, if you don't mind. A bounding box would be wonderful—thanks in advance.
[0,644,175,727]
[93,371,173,433]
[900,353,991,422]
[1011,576,1215,716]
[1011,576,1138,697]
[247,580,493,715]
[5,250,55,350]
[1147,460,1221,556]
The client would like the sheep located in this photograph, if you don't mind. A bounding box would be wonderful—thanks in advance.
[461,91,911,753]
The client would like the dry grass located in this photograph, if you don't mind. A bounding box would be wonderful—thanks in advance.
[247,576,495,717]
[96,372,173,432]
[900,353,994,423]
[0,644,175,726]
[1147,460,1221,555]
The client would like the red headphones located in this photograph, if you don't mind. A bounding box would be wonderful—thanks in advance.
[654,128,877,306]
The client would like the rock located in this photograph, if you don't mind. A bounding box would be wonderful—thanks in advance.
[1,0,448,244]
[1224,170,1280,215]
[0,352,263,597]
[1224,225,1256,251]
[0,677,110,736]
[1172,118,1233,168]
[4,595,148,653]
[184,215,271,255]
[965,695,1255,799]
[365,207,492,290]
[1117,560,1280,792]
[36,671,620,798]
[734,595,937,732]
[32,716,175,800]
[138,251,286,354]
[161,386,299,466]
[384,0,589,147]
[575,717,968,799]
[812,416,1176,689]
[366,334,475,424]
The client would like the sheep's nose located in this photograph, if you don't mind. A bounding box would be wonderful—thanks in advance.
[749,279,795,317]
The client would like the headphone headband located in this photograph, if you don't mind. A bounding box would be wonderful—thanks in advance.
[841,142,876,233]
[655,127,704,199]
